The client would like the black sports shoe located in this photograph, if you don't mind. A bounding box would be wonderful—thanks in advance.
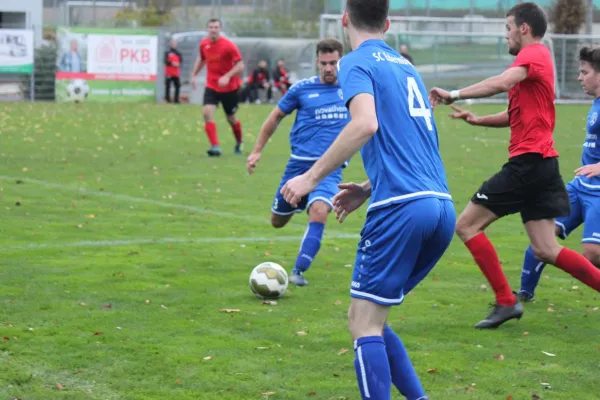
[475,302,524,329]
[234,142,243,155]
[513,290,534,302]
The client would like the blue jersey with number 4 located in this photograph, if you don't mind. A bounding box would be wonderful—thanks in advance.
[337,39,451,212]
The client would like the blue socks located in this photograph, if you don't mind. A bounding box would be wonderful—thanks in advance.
[354,336,391,399]
[383,325,427,399]
[294,221,324,273]
[520,246,546,298]
[353,330,428,400]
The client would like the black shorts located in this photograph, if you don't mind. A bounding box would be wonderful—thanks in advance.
[203,87,239,116]
[471,153,570,223]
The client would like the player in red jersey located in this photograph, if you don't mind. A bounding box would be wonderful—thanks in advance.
[429,1,600,329]
[191,18,245,157]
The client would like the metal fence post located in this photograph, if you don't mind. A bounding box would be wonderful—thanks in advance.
[561,38,566,97]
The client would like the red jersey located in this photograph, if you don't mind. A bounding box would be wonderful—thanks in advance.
[200,36,243,93]
[165,51,181,77]
[507,43,558,159]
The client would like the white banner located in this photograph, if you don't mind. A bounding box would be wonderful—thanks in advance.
[0,29,34,73]
[86,34,158,77]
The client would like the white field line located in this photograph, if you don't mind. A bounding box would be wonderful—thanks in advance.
[0,233,360,252]
[0,175,293,226]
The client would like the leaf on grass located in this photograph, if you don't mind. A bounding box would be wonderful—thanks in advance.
[56,383,65,390]
[427,369,437,373]
[572,286,579,290]
[264,252,271,256]
[161,305,168,310]
[77,370,83,374]
[261,392,276,397]
[93,331,103,336]
[203,356,212,360]
[541,351,556,357]
[103,304,112,309]
[255,347,269,350]
[532,394,541,400]
[593,307,599,311]
[507,396,513,400]
[338,348,348,355]
[334,300,342,305]
[547,307,554,312]
[523,332,529,336]
[308,392,316,396]
[2,336,9,341]
[175,379,182,384]
[262,301,277,305]
[296,331,307,336]
[494,354,505,360]
[220,308,241,313]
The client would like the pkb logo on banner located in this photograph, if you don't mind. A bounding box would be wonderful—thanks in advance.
[88,34,157,76]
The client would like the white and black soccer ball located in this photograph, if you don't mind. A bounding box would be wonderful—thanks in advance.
[66,79,89,103]
[249,262,288,300]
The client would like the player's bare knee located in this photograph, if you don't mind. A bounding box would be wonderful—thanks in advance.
[347,299,388,340]
[308,202,330,223]
[226,115,237,126]
[271,214,290,228]
[455,215,477,242]
[582,245,600,268]
[530,243,560,264]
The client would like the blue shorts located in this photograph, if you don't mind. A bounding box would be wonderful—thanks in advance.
[556,180,600,244]
[272,160,343,215]
[350,197,456,306]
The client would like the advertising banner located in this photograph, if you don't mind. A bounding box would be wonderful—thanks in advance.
[0,29,34,74]
[55,27,158,103]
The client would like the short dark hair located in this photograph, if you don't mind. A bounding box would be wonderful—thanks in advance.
[346,0,389,33]
[207,18,221,26]
[316,37,344,56]
[506,2,547,38]
[579,46,600,72]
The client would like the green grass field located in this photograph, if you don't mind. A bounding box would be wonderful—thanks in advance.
[0,102,598,400]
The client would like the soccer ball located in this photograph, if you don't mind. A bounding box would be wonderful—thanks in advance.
[249,262,288,300]
[66,79,89,103]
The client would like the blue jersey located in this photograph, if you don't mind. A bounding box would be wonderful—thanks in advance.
[575,98,600,194]
[277,76,349,161]
[337,39,451,212]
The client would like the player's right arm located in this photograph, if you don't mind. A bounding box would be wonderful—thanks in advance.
[190,49,205,90]
[247,107,288,174]
[449,105,510,128]
[247,84,299,174]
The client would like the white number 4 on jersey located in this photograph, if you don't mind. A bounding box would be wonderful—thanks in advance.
[407,77,433,131]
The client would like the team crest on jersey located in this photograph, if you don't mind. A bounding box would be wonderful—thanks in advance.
[337,88,343,100]
[591,112,598,126]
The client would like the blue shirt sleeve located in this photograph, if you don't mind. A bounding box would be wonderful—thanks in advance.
[277,84,300,114]
[338,57,375,108]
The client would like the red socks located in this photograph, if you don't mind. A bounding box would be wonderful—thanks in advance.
[465,233,516,306]
[205,122,218,146]
[232,120,242,143]
[555,248,600,291]
[205,121,242,146]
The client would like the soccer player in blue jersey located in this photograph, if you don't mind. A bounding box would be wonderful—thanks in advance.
[247,38,350,286]
[517,46,600,301]
[280,1,454,398]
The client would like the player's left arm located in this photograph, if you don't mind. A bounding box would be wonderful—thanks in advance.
[222,44,245,80]
[453,66,528,99]
[305,94,378,183]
